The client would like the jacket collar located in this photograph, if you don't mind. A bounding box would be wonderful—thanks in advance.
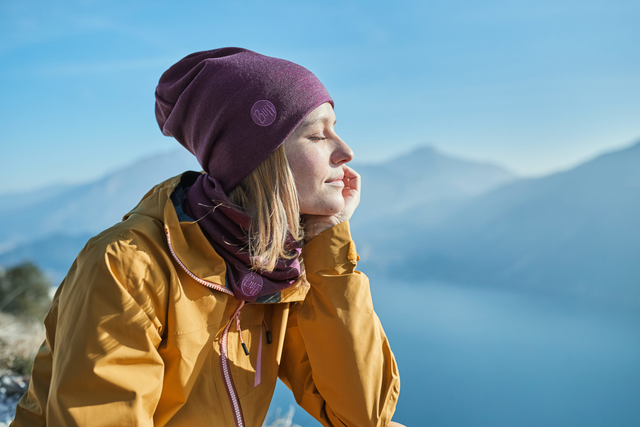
[124,172,308,303]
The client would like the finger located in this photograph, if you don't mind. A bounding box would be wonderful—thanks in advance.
[342,164,361,193]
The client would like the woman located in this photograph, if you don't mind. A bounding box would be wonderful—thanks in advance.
[12,48,402,427]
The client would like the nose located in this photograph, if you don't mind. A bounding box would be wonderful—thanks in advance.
[331,136,354,166]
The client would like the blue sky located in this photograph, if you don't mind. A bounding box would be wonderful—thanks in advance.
[1,0,639,194]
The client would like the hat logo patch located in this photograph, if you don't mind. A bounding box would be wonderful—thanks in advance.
[251,100,277,126]
[241,272,263,297]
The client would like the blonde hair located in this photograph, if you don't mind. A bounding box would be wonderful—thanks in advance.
[229,145,303,272]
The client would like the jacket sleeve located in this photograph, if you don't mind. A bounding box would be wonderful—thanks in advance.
[12,229,168,427]
[278,220,401,427]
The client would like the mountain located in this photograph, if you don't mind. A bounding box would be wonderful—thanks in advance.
[0,233,93,283]
[351,145,517,227]
[0,183,75,214]
[0,149,200,253]
[3,140,638,305]
[0,145,515,282]
[359,141,640,304]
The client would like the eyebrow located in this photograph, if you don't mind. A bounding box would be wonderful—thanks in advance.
[300,117,337,128]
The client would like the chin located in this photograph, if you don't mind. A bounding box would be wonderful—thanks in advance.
[300,198,345,216]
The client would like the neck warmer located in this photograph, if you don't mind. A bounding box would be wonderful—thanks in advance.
[183,173,301,302]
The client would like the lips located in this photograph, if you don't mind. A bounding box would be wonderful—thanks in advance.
[325,173,345,187]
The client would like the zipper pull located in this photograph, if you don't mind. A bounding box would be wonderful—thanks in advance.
[263,319,272,344]
[236,307,249,356]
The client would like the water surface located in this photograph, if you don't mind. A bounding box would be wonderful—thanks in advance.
[269,281,640,426]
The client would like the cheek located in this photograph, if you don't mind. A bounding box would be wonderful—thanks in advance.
[288,150,305,175]
[289,151,323,188]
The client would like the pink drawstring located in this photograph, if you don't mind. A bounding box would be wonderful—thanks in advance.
[235,304,273,356]
[234,302,249,356]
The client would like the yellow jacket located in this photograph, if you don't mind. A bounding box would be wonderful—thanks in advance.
[12,173,400,427]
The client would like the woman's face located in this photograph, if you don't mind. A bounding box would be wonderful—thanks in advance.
[284,102,354,216]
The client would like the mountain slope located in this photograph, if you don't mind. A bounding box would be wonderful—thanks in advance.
[0,233,93,283]
[351,145,518,230]
[361,141,640,303]
[0,149,200,251]
[0,144,515,279]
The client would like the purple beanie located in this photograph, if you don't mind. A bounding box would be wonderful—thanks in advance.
[155,47,333,192]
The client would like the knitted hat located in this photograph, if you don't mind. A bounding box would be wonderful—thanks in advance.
[155,47,333,192]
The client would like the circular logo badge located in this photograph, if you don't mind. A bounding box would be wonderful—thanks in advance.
[251,100,277,127]
[241,272,263,297]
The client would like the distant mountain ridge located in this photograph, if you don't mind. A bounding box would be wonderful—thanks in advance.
[0,149,201,254]
[351,145,517,225]
[358,141,640,305]
[0,183,75,214]
[0,144,515,282]
[2,141,639,306]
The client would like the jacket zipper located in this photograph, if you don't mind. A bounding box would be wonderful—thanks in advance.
[221,300,246,427]
[165,228,245,427]
[165,228,233,296]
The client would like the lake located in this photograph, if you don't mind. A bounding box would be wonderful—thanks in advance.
[267,280,640,426]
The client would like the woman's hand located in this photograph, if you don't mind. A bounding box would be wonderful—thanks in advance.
[302,164,361,242]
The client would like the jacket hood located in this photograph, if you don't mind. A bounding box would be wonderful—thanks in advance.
[123,171,309,303]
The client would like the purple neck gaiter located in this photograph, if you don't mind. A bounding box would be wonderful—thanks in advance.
[183,173,301,302]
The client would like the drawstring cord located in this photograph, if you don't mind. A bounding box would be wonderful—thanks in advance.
[234,304,274,356]
[262,319,273,344]
[234,301,250,356]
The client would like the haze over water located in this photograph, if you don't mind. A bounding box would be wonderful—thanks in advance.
[271,280,640,426]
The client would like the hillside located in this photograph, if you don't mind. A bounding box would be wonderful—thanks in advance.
[359,141,640,304]
[351,145,517,226]
[0,149,200,251]
[0,145,514,283]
